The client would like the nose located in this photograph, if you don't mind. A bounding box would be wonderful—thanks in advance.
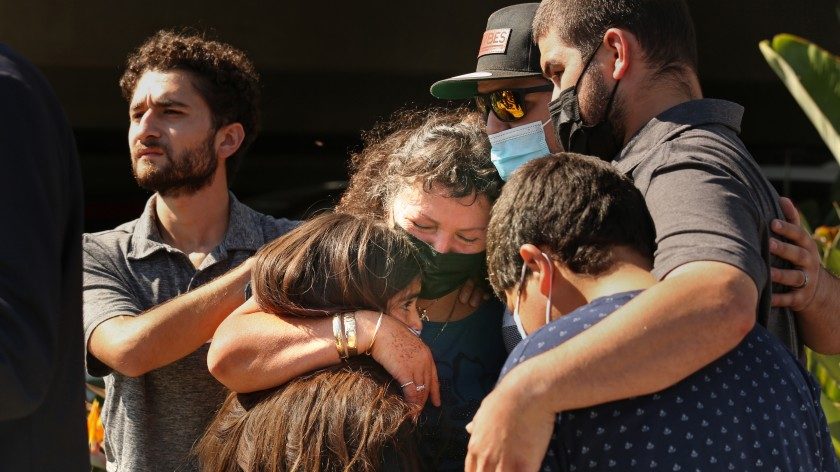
[431,236,452,254]
[406,309,423,333]
[132,109,161,142]
[485,111,511,135]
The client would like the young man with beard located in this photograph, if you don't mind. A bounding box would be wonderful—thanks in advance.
[83,31,295,472]
[465,1,840,470]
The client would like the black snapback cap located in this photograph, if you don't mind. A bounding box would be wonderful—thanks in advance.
[430,3,543,100]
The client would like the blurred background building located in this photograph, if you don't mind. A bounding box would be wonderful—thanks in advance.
[1,0,837,230]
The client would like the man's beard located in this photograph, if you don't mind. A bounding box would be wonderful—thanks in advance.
[584,67,627,145]
[132,133,218,198]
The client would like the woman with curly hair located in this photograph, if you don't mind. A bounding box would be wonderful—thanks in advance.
[210,108,507,470]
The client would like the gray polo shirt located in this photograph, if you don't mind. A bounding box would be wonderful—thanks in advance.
[83,193,296,472]
[613,98,800,357]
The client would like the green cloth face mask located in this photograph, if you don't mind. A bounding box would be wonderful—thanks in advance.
[404,231,488,299]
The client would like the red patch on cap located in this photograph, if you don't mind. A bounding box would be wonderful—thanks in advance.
[477,28,511,57]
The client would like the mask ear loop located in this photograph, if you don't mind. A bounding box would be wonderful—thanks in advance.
[541,253,554,325]
[513,261,528,315]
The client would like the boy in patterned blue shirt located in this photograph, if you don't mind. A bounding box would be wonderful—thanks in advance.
[485,153,839,471]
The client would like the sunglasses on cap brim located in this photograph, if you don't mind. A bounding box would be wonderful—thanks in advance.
[474,84,553,123]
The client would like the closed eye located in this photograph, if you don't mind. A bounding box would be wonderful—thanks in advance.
[412,221,434,231]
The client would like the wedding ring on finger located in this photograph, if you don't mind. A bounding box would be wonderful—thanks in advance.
[400,381,415,389]
[794,270,809,289]
[415,384,426,392]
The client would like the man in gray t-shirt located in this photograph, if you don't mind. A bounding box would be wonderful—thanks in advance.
[83,31,294,472]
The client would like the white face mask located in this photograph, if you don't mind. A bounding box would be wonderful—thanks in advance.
[512,252,554,338]
[488,120,552,181]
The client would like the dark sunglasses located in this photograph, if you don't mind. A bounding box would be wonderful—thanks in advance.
[474,84,553,122]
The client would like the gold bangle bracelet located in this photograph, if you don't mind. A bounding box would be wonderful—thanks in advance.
[366,312,385,356]
[332,314,348,359]
[343,312,358,357]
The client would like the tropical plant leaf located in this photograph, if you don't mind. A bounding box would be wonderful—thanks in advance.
[825,247,840,275]
[759,35,840,162]
[809,349,840,403]
[819,391,840,458]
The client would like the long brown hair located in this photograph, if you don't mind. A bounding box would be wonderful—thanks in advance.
[251,212,421,317]
[336,107,502,220]
[198,212,422,471]
[197,358,420,472]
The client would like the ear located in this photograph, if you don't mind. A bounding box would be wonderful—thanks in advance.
[215,122,246,161]
[518,244,554,297]
[602,28,633,80]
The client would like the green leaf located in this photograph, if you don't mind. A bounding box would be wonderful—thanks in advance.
[825,247,840,275]
[759,35,840,163]
[809,349,840,402]
[819,392,840,458]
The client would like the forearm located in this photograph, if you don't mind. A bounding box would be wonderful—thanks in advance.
[798,268,840,354]
[209,312,338,392]
[90,260,252,376]
[503,263,756,413]
[209,308,379,392]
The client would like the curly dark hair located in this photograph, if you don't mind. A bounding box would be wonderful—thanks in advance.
[533,0,698,78]
[119,30,261,184]
[487,153,655,299]
[337,108,502,219]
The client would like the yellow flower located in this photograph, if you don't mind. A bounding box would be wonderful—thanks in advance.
[87,399,105,453]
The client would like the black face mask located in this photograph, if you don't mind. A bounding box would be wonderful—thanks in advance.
[548,45,622,161]
[404,231,488,300]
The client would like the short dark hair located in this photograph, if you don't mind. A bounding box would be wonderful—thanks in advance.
[533,0,698,76]
[337,108,502,219]
[119,30,261,185]
[487,153,655,298]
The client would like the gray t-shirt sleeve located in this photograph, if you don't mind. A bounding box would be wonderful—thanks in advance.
[82,236,142,376]
[644,148,766,291]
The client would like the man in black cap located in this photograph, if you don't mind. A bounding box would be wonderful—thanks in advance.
[432,3,559,183]
[432,3,559,353]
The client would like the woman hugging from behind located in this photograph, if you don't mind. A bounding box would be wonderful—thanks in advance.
[197,213,423,471]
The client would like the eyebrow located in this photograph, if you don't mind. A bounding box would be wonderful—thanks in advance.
[130,98,190,113]
[417,212,486,232]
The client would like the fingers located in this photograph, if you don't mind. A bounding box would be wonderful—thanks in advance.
[469,287,489,308]
[770,267,807,288]
[771,292,798,309]
[771,219,815,252]
[459,279,476,305]
[401,379,424,405]
[778,197,801,226]
[429,361,441,407]
[769,238,812,269]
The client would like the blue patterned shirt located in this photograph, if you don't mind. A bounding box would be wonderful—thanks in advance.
[501,290,839,472]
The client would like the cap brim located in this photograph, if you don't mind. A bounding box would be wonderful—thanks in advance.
[430,70,545,99]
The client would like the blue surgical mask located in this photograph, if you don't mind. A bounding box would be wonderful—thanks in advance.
[512,252,554,339]
[488,120,551,181]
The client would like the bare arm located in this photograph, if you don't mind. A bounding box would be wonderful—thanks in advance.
[87,258,252,377]
[466,261,756,471]
[769,197,840,354]
[209,301,440,405]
